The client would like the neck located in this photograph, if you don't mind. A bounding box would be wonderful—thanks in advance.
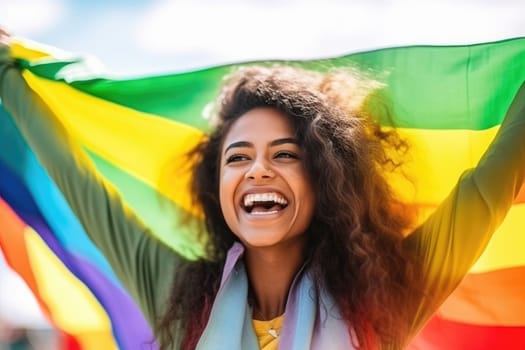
[244,237,306,320]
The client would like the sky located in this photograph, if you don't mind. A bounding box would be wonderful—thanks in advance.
[0,0,525,328]
[1,0,525,77]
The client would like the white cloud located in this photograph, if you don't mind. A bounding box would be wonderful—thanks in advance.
[135,0,372,60]
[0,0,67,35]
[134,0,525,68]
[0,255,50,328]
[381,0,525,46]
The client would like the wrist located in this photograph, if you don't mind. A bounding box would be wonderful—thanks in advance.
[0,43,11,63]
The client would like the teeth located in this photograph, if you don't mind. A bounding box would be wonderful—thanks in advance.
[243,192,288,207]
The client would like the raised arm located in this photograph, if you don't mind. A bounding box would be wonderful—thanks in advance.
[404,81,525,335]
[0,38,180,324]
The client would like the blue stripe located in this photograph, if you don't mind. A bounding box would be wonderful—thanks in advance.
[0,105,120,287]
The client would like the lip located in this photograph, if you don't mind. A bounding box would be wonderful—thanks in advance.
[240,205,286,222]
[243,208,284,219]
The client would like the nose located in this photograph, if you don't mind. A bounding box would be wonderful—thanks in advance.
[245,160,275,180]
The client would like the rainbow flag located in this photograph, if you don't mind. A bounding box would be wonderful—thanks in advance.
[0,38,524,349]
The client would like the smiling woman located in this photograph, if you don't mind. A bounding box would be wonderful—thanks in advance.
[1,28,525,350]
[157,66,423,350]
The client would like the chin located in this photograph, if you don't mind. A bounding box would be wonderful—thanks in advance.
[238,231,305,251]
[242,237,282,249]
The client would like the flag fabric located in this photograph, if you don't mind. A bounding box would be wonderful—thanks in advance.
[0,38,524,349]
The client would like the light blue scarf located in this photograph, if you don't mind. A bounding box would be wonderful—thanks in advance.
[196,242,355,349]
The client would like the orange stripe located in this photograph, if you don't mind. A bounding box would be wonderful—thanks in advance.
[517,180,525,204]
[0,197,51,318]
[437,266,525,326]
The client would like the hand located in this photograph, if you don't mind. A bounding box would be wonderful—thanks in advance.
[0,27,12,73]
[0,27,11,48]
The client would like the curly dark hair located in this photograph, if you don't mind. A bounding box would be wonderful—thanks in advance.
[156,65,421,349]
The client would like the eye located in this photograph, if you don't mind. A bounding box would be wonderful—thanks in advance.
[274,151,299,159]
[225,154,250,164]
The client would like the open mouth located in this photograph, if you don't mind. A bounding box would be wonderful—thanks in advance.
[242,192,288,214]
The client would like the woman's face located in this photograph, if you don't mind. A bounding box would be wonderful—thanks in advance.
[219,107,315,249]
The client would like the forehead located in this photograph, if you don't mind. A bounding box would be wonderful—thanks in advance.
[222,108,294,146]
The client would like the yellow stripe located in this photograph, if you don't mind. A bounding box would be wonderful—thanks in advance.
[25,229,117,349]
[22,70,205,217]
[470,203,525,273]
[385,126,499,204]
[11,40,53,61]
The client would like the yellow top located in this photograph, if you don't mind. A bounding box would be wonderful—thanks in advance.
[252,315,285,350]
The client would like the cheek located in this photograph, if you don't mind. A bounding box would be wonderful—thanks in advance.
[218,169,240,229]
[219,168,236,199]
[299,190,316,219]
[218,172,231,212]
[295,174,316,222]
[289,166,314,196]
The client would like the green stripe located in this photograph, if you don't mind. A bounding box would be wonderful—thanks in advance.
[23,38,525,130]
[346,39,525,130]
[86,149,204,259]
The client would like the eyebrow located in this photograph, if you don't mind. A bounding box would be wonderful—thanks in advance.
[223,137,298,155]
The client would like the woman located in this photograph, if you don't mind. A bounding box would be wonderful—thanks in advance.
[1,30,524,349]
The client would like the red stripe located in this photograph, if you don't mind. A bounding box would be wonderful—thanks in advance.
[60,331,82,350]
[410,315,525,350]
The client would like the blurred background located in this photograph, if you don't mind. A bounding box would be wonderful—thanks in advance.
[1,0,525,349]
